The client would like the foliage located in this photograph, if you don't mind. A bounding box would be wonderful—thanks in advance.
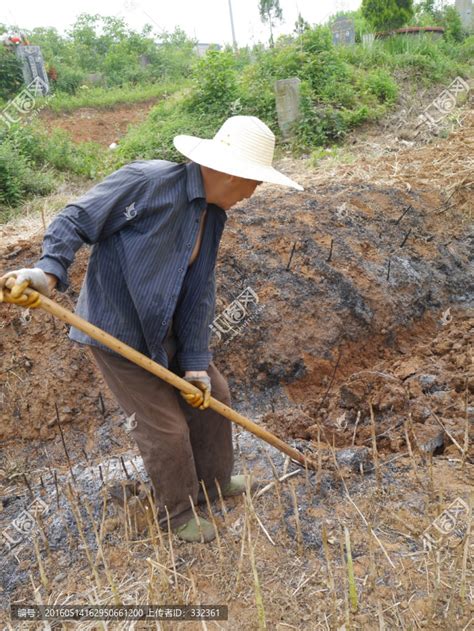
[36,82,180,113]
[295,83,348,149]
[363,69,398,103]
[52,65,85,95]
[362,0,414,31]
[294,13,310,36]
[186,51,238,117]
[412,2,465,42]
[0,123,104,208]
[259,0,283,47]
[438,6,464,42]
[116,94,220,164]
[0,128,55,207]
[456,34,474,61]
[14,16,198,93]
[0,14,472,212]
[0,47,24,101]
[117,25,470,166]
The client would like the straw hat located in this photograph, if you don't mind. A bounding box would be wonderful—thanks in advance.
[173,115,303,191]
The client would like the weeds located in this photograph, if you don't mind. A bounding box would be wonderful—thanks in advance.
[37,81,182,114]
[1,25,471,213]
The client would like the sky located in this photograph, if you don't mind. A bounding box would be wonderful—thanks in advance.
[1,0,362,47]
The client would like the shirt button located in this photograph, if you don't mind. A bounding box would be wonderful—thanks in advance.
[186,242,192,248]
[162,320,167,326]
[178,267,184,273]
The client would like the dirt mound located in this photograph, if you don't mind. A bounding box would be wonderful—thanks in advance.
[261,308,472,458]
[1,109,472,452]
[0,244,120,443]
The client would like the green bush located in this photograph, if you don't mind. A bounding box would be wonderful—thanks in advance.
[0,131,56,207]
[53,65,86,95]
[362,0,414,32]
[441,6,464,43]
[0,123,104,209]
[300,26,334,55]
[116,95,220,164]
[456,35,474,62]
[293,82,349,150]
[25,17,198,93]
[343,105,371,128]
[238,63,276,124]
[0,48,24,101]
[363,69,398,103]
[186,51,238,117]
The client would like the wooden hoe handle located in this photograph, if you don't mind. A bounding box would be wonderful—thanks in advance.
[4,287,315,470]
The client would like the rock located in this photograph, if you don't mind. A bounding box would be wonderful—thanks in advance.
[410,403,431,422]
[431,390,448,401]
[418,374,437,392]
[407,379,423,399]
[339,382,366,409]
[339,373,406,414]
[412,424,444,454]
[394,357,421,380]
[335,447,370,471]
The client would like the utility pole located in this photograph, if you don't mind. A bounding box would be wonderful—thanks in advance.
[227,0,238,50]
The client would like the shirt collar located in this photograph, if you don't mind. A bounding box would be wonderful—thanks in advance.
[185,161,228,224]
[185,161,206,202]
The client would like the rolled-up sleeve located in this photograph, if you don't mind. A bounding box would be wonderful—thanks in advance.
[36,163,150,291]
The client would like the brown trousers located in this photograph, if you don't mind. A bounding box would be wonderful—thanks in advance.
[90,324,234,529]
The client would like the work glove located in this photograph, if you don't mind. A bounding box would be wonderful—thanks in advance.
[0,268,51,309]
[180,372,211,410]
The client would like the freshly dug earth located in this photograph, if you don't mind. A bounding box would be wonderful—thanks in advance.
[1,113,472,449]
[39,99,158,145]
[0,103,472,629]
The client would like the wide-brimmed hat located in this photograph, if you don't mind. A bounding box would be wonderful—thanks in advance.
[173,115,303,191]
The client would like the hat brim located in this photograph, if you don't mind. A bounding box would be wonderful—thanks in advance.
[173,134,304,191]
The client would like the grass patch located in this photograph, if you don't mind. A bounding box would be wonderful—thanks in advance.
[0,123,106,213]
[34,81,184,113]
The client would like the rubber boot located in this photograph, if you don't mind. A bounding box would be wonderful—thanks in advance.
[173,516,216,543]
[221,474,254,497]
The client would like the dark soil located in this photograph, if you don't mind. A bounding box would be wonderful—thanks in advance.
[0,99,472,630]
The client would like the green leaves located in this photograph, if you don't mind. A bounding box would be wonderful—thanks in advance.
[187,51,238,117]
[361,0,415,32]
[258,0,284,46]
[0,48,24,102]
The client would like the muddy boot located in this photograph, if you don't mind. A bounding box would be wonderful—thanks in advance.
[221,474,254,497]
[173,516,216,543]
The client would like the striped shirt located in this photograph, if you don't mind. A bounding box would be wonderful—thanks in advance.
[35,160,228,371]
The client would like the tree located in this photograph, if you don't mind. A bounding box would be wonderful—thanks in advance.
[294,12,310,36]
[417,0,437,18]
[361,0,414,32]
[440,6,464,42]
[258,0,283,47]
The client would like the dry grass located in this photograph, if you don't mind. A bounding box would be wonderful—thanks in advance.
[2,429,472,630]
